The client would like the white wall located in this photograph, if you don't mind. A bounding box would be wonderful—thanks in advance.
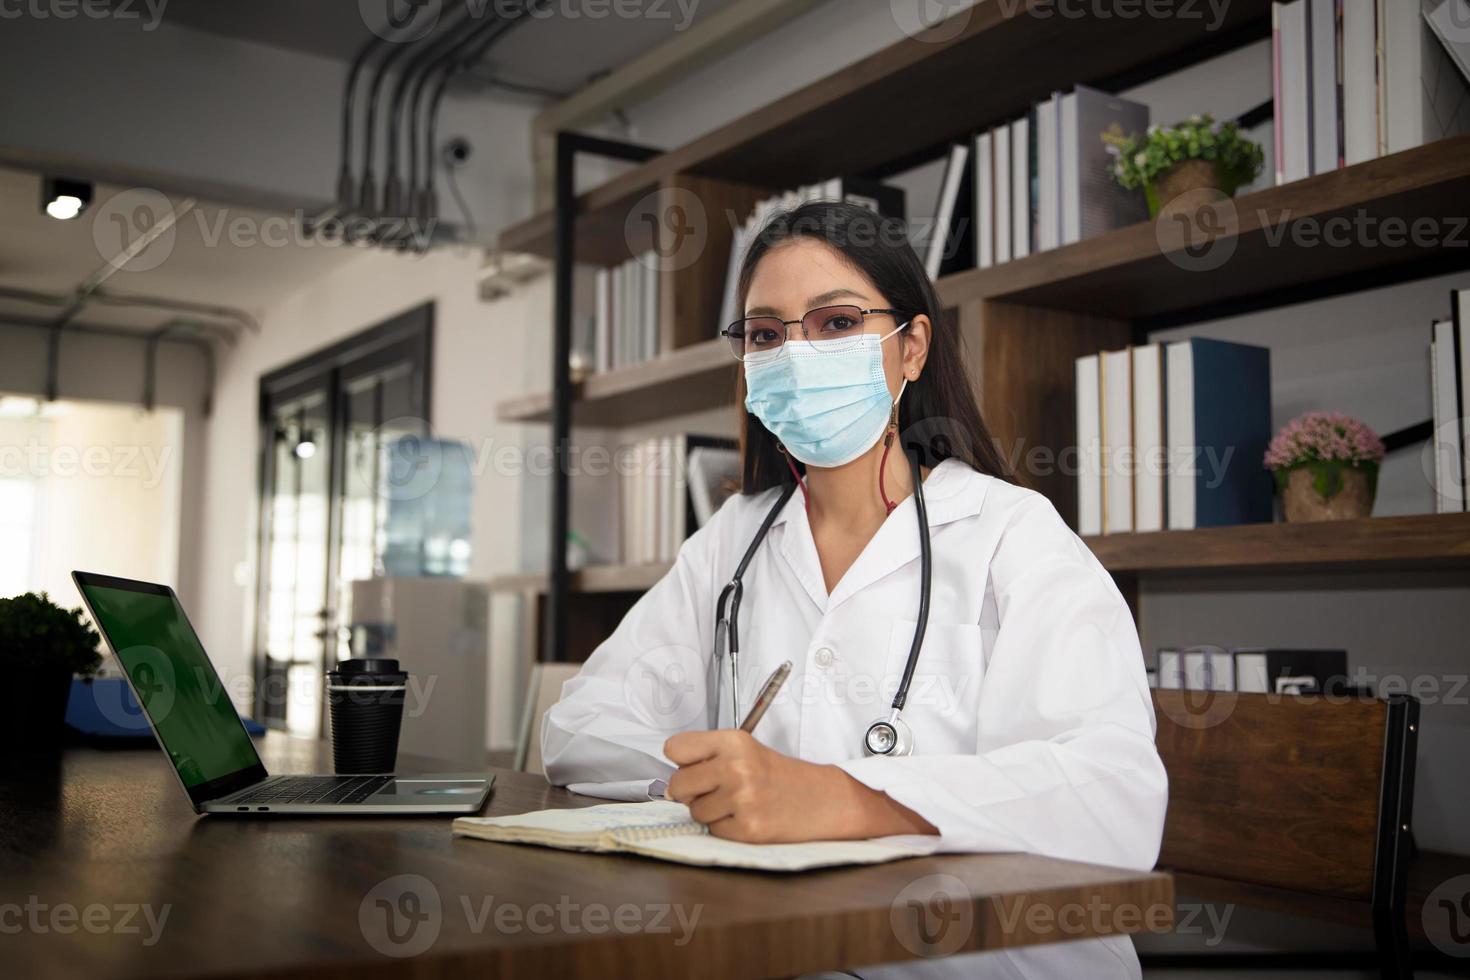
[0,325,210,610]
[0,401,184,603]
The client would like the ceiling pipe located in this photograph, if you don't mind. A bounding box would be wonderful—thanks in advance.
[416,12,537,238]
[384,6,483,219]
[340,32,395,214]
[359,24,437,218]
[403,13,510,224]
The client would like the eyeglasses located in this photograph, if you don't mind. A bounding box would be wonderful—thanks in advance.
[721,305,908,362]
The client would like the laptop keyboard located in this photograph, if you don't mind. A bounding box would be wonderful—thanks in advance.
[226,775,391,806]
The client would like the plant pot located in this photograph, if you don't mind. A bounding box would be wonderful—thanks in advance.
[0,668,74,755]
[1146,159,1224,219]
[1279,464,1376,522]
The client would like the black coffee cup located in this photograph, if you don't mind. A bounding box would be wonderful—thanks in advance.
[326,658,408,774]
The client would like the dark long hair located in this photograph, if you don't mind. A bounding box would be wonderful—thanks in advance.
[734,200,1015,493]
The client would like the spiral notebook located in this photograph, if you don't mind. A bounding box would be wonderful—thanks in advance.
[452,801,939,871]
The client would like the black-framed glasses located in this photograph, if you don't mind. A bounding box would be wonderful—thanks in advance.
[720,305,908,361]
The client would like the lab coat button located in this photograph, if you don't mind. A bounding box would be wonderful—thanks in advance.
[814,647,835,668]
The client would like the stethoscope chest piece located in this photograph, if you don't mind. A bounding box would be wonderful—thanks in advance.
[863,711,914,757]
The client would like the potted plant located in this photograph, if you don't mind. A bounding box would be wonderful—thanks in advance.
[1264,412,1385,522]
[1110,114,1265,218]
[0,592,102,751]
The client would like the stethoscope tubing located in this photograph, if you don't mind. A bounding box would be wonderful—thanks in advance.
[718,448,932,730]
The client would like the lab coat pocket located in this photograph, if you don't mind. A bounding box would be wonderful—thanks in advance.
[885,620,986,735]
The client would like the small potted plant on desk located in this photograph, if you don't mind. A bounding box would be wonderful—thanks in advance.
[1265,412,1385,522]
[1110,114,1264,219]
[0,592,102,755]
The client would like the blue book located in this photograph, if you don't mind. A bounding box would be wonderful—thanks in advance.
[1165,338,1273,529]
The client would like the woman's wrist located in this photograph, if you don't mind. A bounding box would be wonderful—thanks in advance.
[825,765,939,838]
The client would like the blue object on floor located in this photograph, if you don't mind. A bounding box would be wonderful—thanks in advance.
[66,677,266,739]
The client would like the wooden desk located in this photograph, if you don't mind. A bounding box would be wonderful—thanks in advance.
[0,734,1173,978]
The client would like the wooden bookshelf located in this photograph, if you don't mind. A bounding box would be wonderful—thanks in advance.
[1085,513,1470,574]
[498,0,1272,265]
[496,337,735,425]
[494,138,1470,433]
[940,134,1470,320]
[496,515,1470,597]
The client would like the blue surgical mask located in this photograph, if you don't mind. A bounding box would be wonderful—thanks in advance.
[743,325,907,468]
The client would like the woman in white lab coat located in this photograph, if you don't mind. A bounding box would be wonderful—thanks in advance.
[543,201,1168,978]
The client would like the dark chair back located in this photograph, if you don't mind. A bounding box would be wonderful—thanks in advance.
[1152,691,1417,909]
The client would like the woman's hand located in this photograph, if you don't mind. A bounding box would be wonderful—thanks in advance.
[663,730,938,843]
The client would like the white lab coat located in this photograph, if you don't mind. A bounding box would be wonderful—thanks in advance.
[542,459,1168,979]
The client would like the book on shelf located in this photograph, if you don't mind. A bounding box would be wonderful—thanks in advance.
[1011,115,1032,260]
[975,130,995,269]
[1461,289,1470,512]
[1060,85,1149,245]
[1163,648,1349,695]
[1165,338,1274,531]
[1100,347,1134,535]
[594,253,661,374]
[1309,0,1341,172]
[1274,0,1467,181]
[1036,93,1062,253]
[1132,344,1166,534]
[1232,648,1350,695]
[687,445,741,527]
[1274,0,1312,183]
[1342,0,1379,165]
[620,434,738,566]
[927,143,972,277]
[1183,647,1236,691]
[1075,353,1103,537]
[990,131,1012,268]
[1156,650,1185,689]
[1430,310,1467,514]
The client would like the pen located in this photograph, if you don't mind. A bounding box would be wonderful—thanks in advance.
[739,661,791,733]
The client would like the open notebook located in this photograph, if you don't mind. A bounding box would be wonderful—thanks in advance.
[453,801,939,871]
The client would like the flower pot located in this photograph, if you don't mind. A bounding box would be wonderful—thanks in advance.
[1146,159,1223,219]
[0,668,74,755]
[1280,464,1375,523]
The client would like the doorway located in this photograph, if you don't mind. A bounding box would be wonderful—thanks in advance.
[253,305,432,735]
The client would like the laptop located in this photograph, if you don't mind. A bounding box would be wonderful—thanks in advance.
[72,571,493,815]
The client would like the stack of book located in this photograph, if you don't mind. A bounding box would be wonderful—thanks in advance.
[720,178,905,331]
[1271,0,1470,184]
[619,434,737,565]
[1075,338,1274,536]
[1430,287,1470,513]
[1156,646,1349,695]
[969,84,1150,271]
[593,253,661,374]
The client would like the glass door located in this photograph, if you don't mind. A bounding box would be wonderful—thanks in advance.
[253,306,433,735]
[258,381,333,735]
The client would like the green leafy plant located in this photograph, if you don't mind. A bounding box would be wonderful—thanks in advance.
[0,592,103,676]
[1109,114,1264,196]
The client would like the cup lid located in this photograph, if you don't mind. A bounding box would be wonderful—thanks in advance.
[328,658,407,683]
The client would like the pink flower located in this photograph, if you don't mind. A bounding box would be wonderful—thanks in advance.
[1264,412,1385,470]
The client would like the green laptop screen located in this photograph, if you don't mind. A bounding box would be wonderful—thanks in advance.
[82,584,260,788]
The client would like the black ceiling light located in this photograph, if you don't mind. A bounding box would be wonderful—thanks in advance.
[41,177,93,221]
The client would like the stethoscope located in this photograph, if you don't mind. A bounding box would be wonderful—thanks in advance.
[710,447,932,757]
